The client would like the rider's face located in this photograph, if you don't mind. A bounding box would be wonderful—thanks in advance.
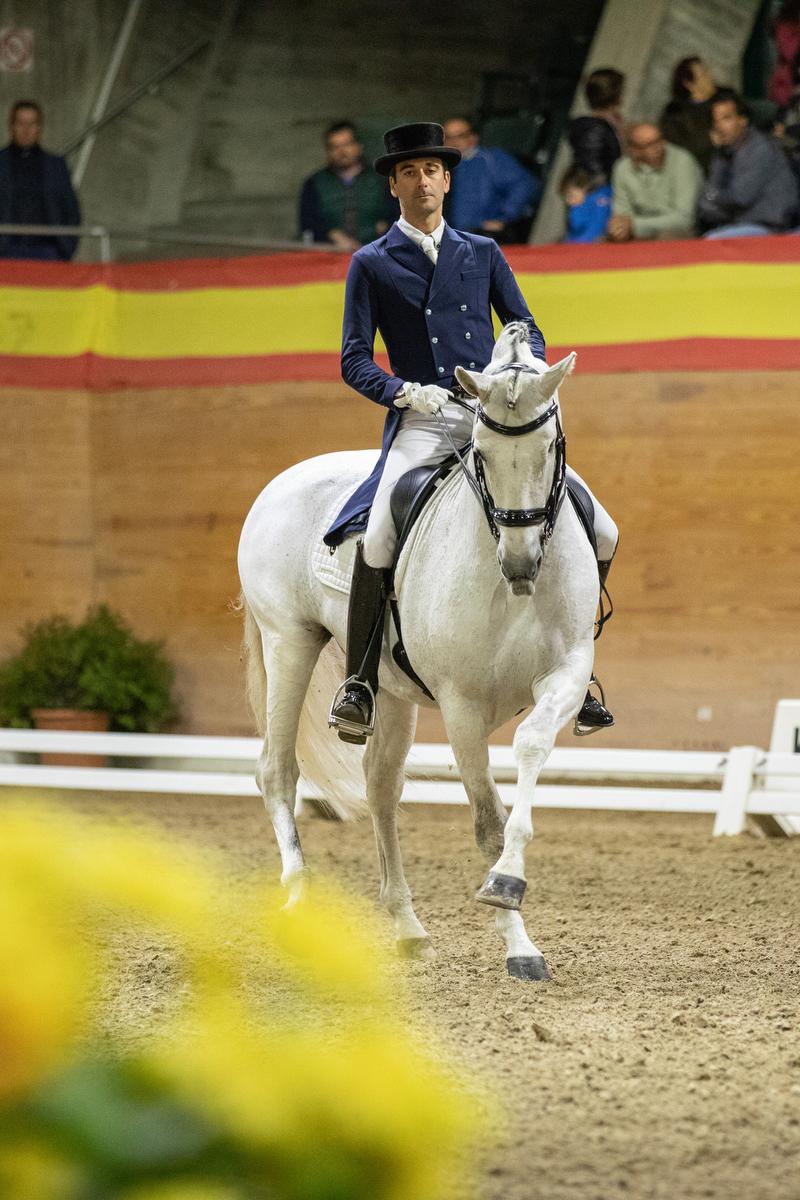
[389,158,450,224]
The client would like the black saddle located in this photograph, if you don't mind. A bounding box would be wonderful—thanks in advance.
[386,455,598,697]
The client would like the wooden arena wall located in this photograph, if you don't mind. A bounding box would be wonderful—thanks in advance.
[1,370,797,751]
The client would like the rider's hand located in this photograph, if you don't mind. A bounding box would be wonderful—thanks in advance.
[394,381,450,415]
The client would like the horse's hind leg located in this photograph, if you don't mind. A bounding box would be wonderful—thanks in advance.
[441,698,549,981]
[257,625,327,906]
[364,690,433,960]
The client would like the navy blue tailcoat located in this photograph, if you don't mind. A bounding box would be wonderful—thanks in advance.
[324,221,545,547]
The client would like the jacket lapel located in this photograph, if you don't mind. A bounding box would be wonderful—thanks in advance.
[428,223,467,302]
[385,221,435,283]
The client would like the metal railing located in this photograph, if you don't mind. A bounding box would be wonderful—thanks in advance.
[0,224,344,263]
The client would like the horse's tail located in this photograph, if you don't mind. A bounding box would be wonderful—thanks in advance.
[239,593,267,736]
[296,639,368,821]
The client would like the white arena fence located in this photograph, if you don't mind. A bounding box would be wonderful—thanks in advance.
[1,724,799,838]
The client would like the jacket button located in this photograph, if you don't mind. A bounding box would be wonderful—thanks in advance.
[460,304,467,311]
[465,332,471,339]
[469,362,476,368]
[438,366,445,374]
[431,336,438,344]
[425,308,432,315]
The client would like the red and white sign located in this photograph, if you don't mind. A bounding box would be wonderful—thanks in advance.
[0,27,34,73]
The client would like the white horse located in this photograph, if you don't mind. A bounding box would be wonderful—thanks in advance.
[238,322,598,981]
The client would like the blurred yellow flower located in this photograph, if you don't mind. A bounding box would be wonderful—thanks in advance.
[0,1138,83,1200]
[256,879,395,1003]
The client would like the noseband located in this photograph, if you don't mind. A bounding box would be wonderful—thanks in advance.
[472,364,567,544]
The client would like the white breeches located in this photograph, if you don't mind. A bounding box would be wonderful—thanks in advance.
[362,406,619,569]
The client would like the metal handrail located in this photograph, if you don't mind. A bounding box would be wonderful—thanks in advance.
[0,223,345,263]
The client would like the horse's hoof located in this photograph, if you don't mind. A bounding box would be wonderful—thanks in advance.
[397,937,436,961]
[475,871,527,910]
[506,955,552,982]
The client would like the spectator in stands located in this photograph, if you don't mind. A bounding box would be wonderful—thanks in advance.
[768,1,800,109]
[568,68,626,185]
[660,57,717,174]
[299,120,394,251]
[559,165,612,243]
[0,100,80,260]
[698,89,798,237]
[774,59,800,191]
[442,115,540,242]
[607,122,702,241]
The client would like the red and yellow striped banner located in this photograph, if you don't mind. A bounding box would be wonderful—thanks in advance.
[1,237,798,388]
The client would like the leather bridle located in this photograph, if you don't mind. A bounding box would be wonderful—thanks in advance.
[443,363,567,545]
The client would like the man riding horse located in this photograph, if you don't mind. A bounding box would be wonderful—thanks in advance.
[326,122,618,743]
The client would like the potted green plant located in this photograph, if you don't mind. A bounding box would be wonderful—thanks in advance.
[0,606,178,765]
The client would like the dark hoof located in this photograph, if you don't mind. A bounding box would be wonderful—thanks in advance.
[475,871,527,910]
[506,955,552,982]
[397,937,436,961]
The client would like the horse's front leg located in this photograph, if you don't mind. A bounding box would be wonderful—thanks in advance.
[476,651,591,918]
[440,694,551,982]
[364,689,433,959]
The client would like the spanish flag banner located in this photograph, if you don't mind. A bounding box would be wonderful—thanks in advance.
[0,237,798,389]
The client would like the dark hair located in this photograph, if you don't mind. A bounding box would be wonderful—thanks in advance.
[10,99,42,120]
[671,56,702,101]
[559,164,597,195]
[584,68,624,110]
[711,87,749,119]
[324,120,358,143]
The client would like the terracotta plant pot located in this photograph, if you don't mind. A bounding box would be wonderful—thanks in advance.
[31,708,110,767]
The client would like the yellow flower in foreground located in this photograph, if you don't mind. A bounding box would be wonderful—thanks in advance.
[145,997,476,1200]
[256,879,395,1003]
[0,888,90,1100]
[121,1183,243,1200]
[0,1138,83,1200]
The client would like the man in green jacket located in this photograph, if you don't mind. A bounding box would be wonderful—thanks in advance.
[607,123,702,241]
[299,120,395,251]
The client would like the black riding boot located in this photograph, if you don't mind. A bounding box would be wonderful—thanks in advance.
[575,557,615,734]
[328,540,387,745]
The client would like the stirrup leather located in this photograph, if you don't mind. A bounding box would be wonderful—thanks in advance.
[328,675,376,740]
[573,675,613,738]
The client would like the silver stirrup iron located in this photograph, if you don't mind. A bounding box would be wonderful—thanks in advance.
[327,676,377,740]
[573,675,609,738]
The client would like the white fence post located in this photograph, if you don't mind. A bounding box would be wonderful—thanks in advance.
[713,745,760,836]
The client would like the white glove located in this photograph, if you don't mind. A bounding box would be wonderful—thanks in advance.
[394,381,450,415]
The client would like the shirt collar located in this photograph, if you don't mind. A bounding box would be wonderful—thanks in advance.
[396,214,445,247]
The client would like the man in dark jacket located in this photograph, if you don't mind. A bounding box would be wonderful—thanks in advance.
[327,122,617,742]
[0,100,80,260]
[698,89,798,236]
[299,120,395,251]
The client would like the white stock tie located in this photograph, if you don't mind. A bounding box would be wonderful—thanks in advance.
[420,234,438,265]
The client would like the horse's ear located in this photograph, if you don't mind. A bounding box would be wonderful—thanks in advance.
[535,353,576,401]
[454,365,488,397]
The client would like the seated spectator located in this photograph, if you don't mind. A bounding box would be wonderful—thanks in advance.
[660,57,717,174]
[768,1,800,109]
[442,115,540,242]
[568,68,626,185]
[559,165,612,243]
[774,67,800,190]
[299,120,394,251]
[0,99,80,261]
[607,123,702,241]
[698,89,799,237]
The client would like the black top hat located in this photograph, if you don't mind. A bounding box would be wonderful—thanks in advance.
[374,122,461,176]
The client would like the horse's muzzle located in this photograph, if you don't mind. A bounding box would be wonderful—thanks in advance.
[499,547,542,594]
